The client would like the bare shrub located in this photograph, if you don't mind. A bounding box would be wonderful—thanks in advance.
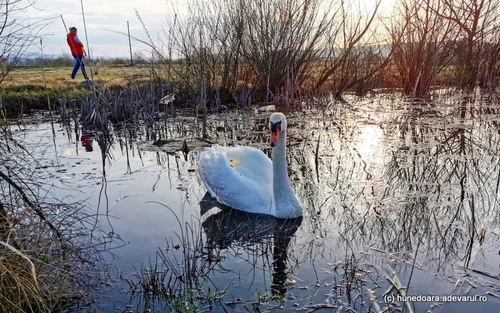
[234,0,331,100]
[313,0,388,98]
[478,30,500,92]
[386,0,457,97]
[0,0,50,86]
[166,0,333,106]
[441,0,500,89]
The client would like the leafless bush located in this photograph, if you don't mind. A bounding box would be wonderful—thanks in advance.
[386,0,457,97]
[0,0,51,86]
[441,0,499,89]
[0,125,119,312]
[478,30,500,92]
[234,0,331,100]
[313,0,388,98]
[137,0,384,109]
[165,0,333,105]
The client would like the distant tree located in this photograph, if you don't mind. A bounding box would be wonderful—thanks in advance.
[0,0,47,85]
[312,0,386,97]
[386,0,457,96]
[171,0,333,100]
[440,0,499,88]
[50,54,74,66]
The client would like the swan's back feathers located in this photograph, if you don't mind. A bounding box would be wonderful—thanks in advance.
[223,145,272,183]
[198,145,274,215]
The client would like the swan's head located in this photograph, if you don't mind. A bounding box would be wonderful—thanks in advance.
[269,112,287,147]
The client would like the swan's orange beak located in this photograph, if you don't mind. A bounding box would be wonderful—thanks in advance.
[270,129,280,147]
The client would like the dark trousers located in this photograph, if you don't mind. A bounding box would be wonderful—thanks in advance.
[72,54,89,80]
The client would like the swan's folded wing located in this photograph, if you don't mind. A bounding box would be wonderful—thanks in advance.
[197,146,274,215]
[222,146,272,184]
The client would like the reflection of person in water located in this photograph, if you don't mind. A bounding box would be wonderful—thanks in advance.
[80,133,94,152]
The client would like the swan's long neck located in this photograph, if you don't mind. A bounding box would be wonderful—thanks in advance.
[272,130,302,218]
[272,130,289,189]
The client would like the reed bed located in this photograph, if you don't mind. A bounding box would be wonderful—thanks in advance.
[0,124,121,312]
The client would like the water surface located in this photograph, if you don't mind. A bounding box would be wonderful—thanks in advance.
[11,93,500,312]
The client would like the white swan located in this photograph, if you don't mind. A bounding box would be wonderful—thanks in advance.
[197,112,302,219]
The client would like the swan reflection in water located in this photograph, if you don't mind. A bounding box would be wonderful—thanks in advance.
[199,192,302,297]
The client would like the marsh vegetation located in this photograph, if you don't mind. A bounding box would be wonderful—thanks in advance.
[2,0,499,113]
[0,0,499,312]
[2,91,500,312]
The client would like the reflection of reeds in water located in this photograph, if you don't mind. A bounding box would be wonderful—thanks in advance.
[125,200,221,311]
[17,90,499,310]
[49,92,500,310]
[0,118,128,311]
[381,95,500,265]
[299,94,500,311]
[127,193,302,311]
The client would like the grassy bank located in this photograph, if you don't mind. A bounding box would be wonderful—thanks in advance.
[2,58,497,120]
[5,64,153,87]
[1,64,153,115]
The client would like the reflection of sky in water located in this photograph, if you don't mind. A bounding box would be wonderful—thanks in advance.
[355,123,384,158]
[11,123,204,274]
[9,94,500,311]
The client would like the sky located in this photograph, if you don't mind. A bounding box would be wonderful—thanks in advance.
[25,0,188,58]
[22,0,394,59]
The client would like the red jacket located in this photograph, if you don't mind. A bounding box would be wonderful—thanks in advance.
[67,33,84,56]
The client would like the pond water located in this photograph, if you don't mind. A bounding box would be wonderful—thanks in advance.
[9,93,500,312]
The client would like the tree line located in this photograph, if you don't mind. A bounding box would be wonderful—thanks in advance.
[1,0,499,101]
[144,0,499,101]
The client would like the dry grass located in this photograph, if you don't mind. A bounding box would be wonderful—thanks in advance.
[4,64,155,90]
[0,241,48,313]
[0,135,118,312]
[0,199,109,312]
[0,64,164,116]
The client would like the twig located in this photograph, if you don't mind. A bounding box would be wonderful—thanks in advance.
[0,170,64,241]
[315,134,321,183]
[401,68,422,132]
[0,240,38,288]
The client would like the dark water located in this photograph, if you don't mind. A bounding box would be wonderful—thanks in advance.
[10,93,500,312]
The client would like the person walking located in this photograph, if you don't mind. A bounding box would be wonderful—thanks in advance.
[66,27,89,80]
